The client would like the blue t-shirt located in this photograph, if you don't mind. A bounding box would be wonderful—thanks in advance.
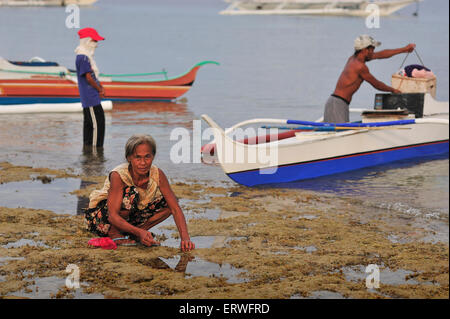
[75,54,101,108]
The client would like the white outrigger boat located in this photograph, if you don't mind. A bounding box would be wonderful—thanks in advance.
[0,0,97,6]
[220,0,421,16]
[0,100,112,114]
[201,93,448,186]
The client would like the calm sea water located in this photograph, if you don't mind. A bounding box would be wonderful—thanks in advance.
[0,0,448,219]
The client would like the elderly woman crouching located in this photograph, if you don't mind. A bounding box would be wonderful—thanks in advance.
[85,134,195,252]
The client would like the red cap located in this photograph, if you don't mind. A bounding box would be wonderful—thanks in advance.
[78,27,105,41]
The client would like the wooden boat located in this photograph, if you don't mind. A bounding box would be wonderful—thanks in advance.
[201,93,449,186]
[220,0,421,16]
[0,57,219,105]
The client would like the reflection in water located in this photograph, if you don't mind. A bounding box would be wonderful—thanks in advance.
[79,146,107,176]
[111,101,193,128]
[263,154,449,195]
[0,177,82,215]
[140,254,194,273]
[76,146,107,216]
[261,155,449,219]
[141,255,248,284]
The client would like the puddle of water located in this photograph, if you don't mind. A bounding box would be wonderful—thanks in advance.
[6,276,104,299]
[156,255,249,284]
[339,265,423,286]
[158,232,246,249]
[219,211,250,219]
[291,215,318,220]
[0,178,83,215]
[186,208,222,221]
[293,245,317,253]
[291,290,346,299]
[2,238,50,249]
[0,256,25,266]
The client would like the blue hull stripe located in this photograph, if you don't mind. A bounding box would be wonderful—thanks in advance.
[0,97,172,105]
[227,140,449,186]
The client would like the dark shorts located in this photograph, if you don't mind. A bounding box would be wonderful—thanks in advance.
[323,95,350,123]
[84,185,168,237]
[83,104,105,148]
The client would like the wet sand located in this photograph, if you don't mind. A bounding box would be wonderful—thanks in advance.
[0,162,448,299]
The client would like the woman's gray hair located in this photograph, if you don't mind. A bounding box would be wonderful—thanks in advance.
[125,134,157,161]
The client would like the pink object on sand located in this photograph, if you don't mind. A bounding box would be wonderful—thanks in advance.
[88,237,117,250]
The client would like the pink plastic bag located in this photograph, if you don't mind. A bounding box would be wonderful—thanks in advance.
[411,68,435,79]
[88,237,117,250]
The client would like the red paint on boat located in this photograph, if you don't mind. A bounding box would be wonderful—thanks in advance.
[201,130,302,156]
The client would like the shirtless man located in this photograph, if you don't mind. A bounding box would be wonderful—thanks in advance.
[323,35,416,123]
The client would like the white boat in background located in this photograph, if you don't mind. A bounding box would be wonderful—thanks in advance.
[201,93,448,186]
[220,0,421,16]
[0,0,97,6]
[0,100,112,114]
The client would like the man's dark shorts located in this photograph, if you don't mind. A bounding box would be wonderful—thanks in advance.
[323,94,350,123]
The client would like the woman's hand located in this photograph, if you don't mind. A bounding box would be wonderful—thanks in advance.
[138,229,160,247]
[180,239,195,252]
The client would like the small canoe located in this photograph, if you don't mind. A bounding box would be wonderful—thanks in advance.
[0,58,219,105]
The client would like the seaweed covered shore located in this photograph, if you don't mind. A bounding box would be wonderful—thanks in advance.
[0,162,448,299]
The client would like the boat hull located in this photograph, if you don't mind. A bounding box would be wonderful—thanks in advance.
[227,140,449,186]
[0,61,218,104]
[202,112,449,187]
[0,79,191,105]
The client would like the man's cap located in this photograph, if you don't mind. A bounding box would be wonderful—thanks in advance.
[78,27,105,41]
[354,35,381,50]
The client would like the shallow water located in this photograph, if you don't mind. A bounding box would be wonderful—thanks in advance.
[0,177,85,215]
[159,255,249,284]
[0,0,448,299]
[6,275,104,299]
[0,0,448,221]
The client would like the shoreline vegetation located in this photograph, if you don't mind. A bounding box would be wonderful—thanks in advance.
[0,162,448,299]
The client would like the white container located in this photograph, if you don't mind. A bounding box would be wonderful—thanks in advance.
[391,74,436,98]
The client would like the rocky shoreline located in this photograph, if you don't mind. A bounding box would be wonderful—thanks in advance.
[0,162,448,299]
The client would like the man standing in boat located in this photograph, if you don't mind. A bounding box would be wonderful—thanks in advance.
[323,35,416,123]
[75,27,106,148]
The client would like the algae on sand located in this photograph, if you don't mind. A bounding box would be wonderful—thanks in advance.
[0,162,448,299]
